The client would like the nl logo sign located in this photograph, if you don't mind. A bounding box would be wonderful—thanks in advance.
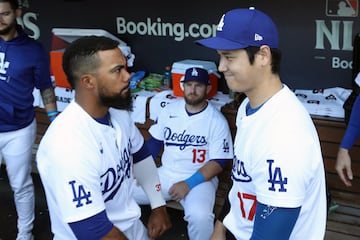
[315,0,359,70]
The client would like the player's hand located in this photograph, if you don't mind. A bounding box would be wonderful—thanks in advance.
[147,206,172,239]
[168,181,190,202]
[335,147,353,187]
[210,220,226,240]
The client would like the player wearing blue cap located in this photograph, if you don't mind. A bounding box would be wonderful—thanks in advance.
[196,7,327,240]
[132,67,234,240]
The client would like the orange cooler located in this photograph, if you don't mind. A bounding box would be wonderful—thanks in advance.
[171,59,218,98]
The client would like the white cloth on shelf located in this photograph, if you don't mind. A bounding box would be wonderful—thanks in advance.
[294,87,352,118]
[130,90,156,124]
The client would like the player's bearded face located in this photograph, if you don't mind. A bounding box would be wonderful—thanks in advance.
[0,13,16,35]
[99,87,133,111]
[184,87,207,105]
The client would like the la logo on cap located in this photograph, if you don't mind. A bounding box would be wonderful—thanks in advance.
[217,14,225,31]
[191,68,199,77]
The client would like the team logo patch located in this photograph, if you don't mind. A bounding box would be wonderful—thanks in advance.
[69,180,92,208]
[190,68,199,77]
[267,159,288,192]
[223,139,230,153]
[231,156,252,182]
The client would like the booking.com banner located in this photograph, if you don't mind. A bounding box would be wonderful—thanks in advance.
[22,0,359,90]
[116,17,217,42]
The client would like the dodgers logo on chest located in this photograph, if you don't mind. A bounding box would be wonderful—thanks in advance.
[163,127,207,150]
[100,140,132,202]
[68,140,133,208]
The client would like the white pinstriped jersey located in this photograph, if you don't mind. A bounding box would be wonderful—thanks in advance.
[223,85,327,239]
[36,101,144,240]
[149,99,233,179]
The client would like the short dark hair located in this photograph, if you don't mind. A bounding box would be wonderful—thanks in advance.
[62,36,119,88]
[245,46,281,74]
[0,0,19,10]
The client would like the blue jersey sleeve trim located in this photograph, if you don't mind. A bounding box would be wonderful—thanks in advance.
[211,158,229,169]
[68,210,113,240]
[250,201,301,240]
[133,142,153,164]
[145,136,163,159]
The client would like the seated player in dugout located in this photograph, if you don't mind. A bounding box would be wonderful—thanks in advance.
[132,66,234,240]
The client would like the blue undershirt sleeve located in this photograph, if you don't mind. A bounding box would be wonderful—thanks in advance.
[250,201,301,240]
[68,210,113,240]
[341,94,360,149]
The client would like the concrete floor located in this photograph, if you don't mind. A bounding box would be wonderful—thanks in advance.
[0,164,188,240]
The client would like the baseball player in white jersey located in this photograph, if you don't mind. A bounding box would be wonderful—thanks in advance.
[36,36,171,239]
[132,67,234,239]
[196,8,327,239]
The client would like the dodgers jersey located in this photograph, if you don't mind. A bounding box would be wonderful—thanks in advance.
[149,99,233,178]
[223,85,327,239]
[36,101,144,240]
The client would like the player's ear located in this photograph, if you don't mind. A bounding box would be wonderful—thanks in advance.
[15,8,22,18]
[80,74,96,89]
[206,85,211,95]
[257,45,272,66]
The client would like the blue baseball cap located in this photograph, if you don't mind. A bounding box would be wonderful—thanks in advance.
[181,67,210,85]
[195,7,279,50]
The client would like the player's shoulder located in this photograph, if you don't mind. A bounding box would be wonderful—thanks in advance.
[160,99,184,114]
[109,108,131,118]
[20,34,45,48]
[207,101,228,120]
[45,103,88,138]
[17,36,48,59]
[166,99,184,108]
[109,108,135,128]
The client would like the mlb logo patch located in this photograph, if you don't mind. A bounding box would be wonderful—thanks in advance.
[326,0,358,17]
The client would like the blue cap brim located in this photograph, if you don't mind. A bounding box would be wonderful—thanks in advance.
[195,37,249,50]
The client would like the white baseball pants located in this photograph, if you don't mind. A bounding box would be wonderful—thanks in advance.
[0,119,36,239]
[132,166,218,240]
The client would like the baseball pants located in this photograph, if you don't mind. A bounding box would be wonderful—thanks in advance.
[0,119,36,238]
[132,166,218,240]
[123,218,150,240]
